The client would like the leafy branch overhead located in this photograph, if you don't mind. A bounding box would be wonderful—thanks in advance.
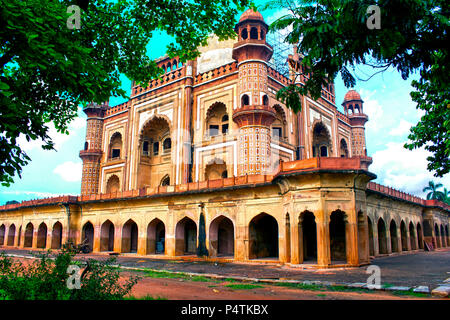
[264,0,449,177]
[0,0,251,186]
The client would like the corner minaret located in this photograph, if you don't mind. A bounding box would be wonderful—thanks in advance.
[232,9,276,175]
[342,90,372,169]
[79,102,108,195]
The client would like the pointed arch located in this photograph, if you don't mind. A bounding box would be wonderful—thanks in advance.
[249,213,278,259]
[7,224,16,246]
[409,222,417,250]
[81,221,94,253]
[330,210,347,262]
[37,222,47,248]
[122,219,138,253]
[175,217,197,255]
[147,218,166,254]
[24,223,33,248]
[299,210,317,263]
[209,215,235,257]
[312,121,332,157]
[51,222,63,249]
[389,220,399,252]
[106,174,120,193]
[100,220,115,252]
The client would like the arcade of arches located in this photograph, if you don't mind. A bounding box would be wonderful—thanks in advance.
[0,171,449,267]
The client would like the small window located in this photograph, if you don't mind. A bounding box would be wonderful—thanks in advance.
[262,95,269,106]
[209,125,219,137]
[272,127,282,140]
[320,146,328,157]
[221,114,229,122]
[161,175,170,186]
[84,141,88,150]
[163,138,171,152]
[222,123,229,135]
[153,142,159,156]
[260,29,265,40]
[112,149,120,159]
[143,141,149,155]
[221,170,228,178]
[241,94,249,106]
[241,28,248,40]
[250,27,258,39]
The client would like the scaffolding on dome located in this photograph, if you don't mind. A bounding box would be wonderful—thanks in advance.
[266,28,294,80]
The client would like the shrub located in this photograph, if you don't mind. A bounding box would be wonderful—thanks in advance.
[0,244,139,300]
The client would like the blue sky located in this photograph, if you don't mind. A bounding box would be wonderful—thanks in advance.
[0,4,448,204]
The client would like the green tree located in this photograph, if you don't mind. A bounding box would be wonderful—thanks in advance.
[422,181,444,200]
[0,0,250,186]
[264,0,449,177]
[442,187,450,204]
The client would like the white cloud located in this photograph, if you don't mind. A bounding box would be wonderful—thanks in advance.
[370,142,450,197]
[359,89,384,132]
[388,119,413,137]
[53,161,82,182]
[17,117,86,152]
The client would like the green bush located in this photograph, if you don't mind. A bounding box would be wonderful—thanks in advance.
[0,244,139,300]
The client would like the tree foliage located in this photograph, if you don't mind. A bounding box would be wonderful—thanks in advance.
[422,180,445,201]
[264,0,449,177]
[0,0,250,186]
[0,245,138,300]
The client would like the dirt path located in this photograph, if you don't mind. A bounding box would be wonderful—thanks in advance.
[124,271,436,300]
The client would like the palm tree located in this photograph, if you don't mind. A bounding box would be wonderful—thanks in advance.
[442,188,450,204]
[423,181,444,200]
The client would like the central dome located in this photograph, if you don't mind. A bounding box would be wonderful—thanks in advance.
[239,8,265,23]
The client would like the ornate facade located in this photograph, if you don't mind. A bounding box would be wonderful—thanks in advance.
[0,9,449,267]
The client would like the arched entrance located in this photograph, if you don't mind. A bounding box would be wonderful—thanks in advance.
[100,220,115,252]
[446,225,449,247]
[400,221,408,251]
[440,225,446,247]
[122,220,138,253]
[249,213,279,259]
[7,224,16,246]
[299,211,317,263]
[312,122,331,157]
[209,216,234,257]
[147,218,166,254]
[175,217,197,255]
[0,224,5,245]
[24,223,33,248]
[417,223,424,249]
[409,222,417,250]
[51,222,63,249]
[434,224,441,248]
[81,222,94,252]
[389,220,398,252]
[37,223,47,248]
[330,210,346,262]
[367,217,374,256]
[377,218,387,254]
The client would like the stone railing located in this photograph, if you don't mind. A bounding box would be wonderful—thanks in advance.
[132,67,186,97]
[336,110,350,124]
[104,101,130,117]
[0,196,78,211]
[194,62,238,85]
[367,182,450,211]
[267,66,290,85]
